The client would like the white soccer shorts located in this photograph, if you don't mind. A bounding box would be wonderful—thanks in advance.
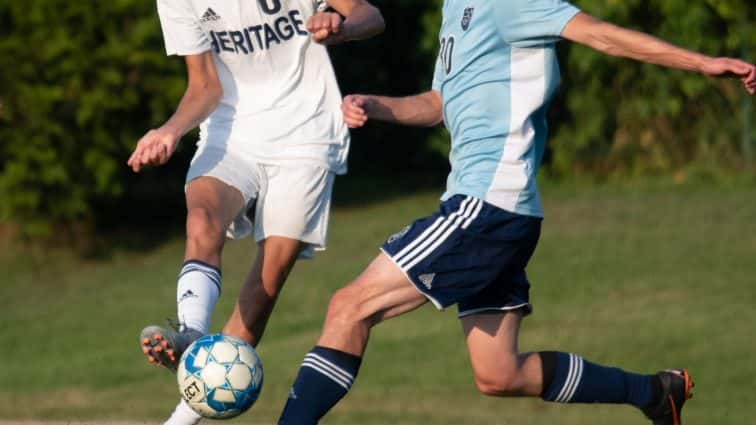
[185,144,335,259]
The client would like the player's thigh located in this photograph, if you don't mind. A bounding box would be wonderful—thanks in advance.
[253,236,305,283]
[186,176,246,229]
[326,253,428,327]
[463,311,522,379]
[319,253,428,355]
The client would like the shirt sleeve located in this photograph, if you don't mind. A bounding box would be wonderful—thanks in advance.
[495,0,581,47]
[157,0,212,56]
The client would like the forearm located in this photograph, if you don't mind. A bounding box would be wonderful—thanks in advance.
[367,92,443,127]
[328,0,384,41]
[563,14,709,73]
[592,23,708,72]
[161,83,222,138]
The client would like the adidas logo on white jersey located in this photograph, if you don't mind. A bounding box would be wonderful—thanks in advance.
[418,273,436,290]
[200,8,221,23]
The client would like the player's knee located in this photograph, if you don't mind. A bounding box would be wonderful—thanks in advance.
[473,369,522,397]
[186,207,225,251]
[325,286,369,331]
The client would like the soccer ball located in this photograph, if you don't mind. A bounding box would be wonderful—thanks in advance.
[177,334,264,419]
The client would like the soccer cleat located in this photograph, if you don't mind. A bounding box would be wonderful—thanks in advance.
[643,369,695,425]
[139,322,202,372]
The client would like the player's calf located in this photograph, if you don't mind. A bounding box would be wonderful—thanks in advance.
[472,353,541,397]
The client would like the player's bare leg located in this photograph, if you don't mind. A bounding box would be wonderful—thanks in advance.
[463,311,693,424]
[222,236,303,346]
[317,253,427,355]
[462,311,543,397]
[278,253,427,424]
[141,177,244,370]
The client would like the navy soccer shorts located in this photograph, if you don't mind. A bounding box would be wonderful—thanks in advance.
[380,194,541,318]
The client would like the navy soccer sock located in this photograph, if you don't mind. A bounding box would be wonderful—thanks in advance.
[278,346,362,425]
[539,351,660,409]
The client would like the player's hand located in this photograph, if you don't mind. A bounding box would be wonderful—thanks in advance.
[701,57,756,94]
[127,128,180,173]
[342,95,372,128]
[307,12,346,45]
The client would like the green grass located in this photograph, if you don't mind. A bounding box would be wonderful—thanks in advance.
[1,183,755,424]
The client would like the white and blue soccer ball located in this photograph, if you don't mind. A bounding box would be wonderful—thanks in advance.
[177,334,264,419]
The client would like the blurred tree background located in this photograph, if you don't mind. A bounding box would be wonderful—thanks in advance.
[0,0,753,238]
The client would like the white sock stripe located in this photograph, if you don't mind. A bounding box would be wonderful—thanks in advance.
[305,353,355,382]
[555,354,576,402]
[397,197,478,269]
[563,356,584,402]
[179,266,221,281]
[179,270,221,285]
[180,264,221,278]
[393,197,472,264]
[402,199,482,271]
[461,197,484,229]
[301,361,351,390]
[301,359,353,388]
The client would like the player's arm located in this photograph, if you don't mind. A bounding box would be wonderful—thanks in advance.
[308,0,384,45]
[561,12,756,94]
[342,91,443,129]
[127,52,222,173]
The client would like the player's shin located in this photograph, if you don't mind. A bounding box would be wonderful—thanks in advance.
[539,351,661,409]
[278,346,362,425]
[177,260,222,333]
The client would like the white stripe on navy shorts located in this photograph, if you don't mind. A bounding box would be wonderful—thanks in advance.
[381,194,541,315]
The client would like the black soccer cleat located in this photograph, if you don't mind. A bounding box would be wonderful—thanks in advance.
[643,369,695,425]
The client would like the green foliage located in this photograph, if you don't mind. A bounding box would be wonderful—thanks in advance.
[549,0,755,178]
[0,0,753,235]
[0,1,186,235]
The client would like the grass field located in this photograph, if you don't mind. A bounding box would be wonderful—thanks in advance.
[1,182,755,424]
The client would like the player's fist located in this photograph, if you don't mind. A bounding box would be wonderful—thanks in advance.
[342,95,372,129]
[307,12,345,45]
[127,128,180,173]
[701,57,756,94]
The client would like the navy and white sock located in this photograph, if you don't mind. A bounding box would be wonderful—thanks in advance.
[278,346,362,425]
[540,352,659,409]
[176,260,221,334]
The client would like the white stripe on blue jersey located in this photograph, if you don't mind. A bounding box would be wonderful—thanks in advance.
[432,0,580,217]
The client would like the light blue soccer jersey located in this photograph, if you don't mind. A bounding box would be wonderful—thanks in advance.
[433,0,580,217]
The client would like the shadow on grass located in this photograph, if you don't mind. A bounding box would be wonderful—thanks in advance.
[1,171,448,265]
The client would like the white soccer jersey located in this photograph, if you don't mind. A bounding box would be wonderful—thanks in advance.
[157,0,350,174]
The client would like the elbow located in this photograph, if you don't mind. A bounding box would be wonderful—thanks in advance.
[212,84,224,105]
[206,80,223,106]
[426,91,444,127]
[373,12,386,35]
[361,6,385,39]
[355,4,385,38]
